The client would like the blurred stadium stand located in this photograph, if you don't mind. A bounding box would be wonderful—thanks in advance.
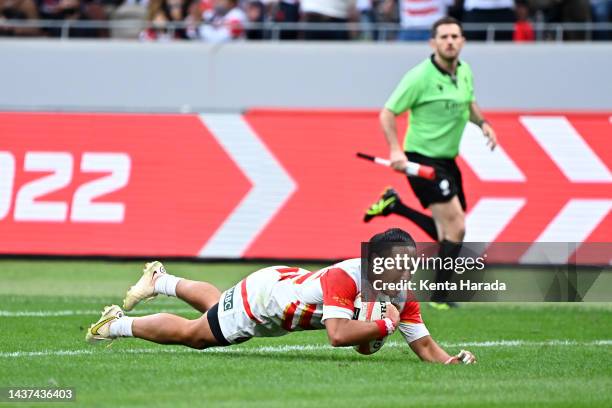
[0,0,610,41]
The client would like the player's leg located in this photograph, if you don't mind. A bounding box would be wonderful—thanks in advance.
[123,261,221,313]
[428,197,465,306]
[175,279,221,313]
[428,158,467,242]
[130,312,218,349]
[363,187,439,241]
[86,304,224,349]
[429,196,465,242]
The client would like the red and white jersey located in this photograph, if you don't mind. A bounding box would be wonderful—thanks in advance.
[199,6,246,42]
[399,0,453,28]
[241,258,430,344]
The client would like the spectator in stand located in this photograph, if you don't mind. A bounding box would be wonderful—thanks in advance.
[109,0,148,39]
[357,0,377,40]
[37,0,101,37]
[140,0,189,40]
[378,0,399,39]
[534,0,591,40]
[386,0,454,41]
[561,0,591,40]
[185,0,203,38]
[245,0,265,39]
[462,0,515,41]
[266,0,299,39]
[513,0,534,41]
[300,0,357,40]
[0,0,41,36]
[590,0,611,39]
[197,0,246,41]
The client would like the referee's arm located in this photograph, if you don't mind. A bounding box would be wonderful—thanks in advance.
[469,101,498,151]
[379,108,408,171]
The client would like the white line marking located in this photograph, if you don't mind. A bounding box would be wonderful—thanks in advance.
[0,308,197,317]
[1,340,611,358]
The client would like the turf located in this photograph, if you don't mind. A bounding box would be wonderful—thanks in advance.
[1,260,611,408]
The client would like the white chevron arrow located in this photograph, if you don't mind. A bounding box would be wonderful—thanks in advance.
[460,122,526,182]
[465,198,526,243]
[520,116,612,183]
[520,199,612,264]
[460,123,526,244]
[198,114,296,258]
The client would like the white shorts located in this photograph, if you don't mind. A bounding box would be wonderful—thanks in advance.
[208,267,288,345]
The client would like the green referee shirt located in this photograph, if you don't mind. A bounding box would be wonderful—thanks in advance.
[385,55,475,159]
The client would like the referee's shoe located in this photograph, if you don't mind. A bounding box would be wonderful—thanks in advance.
[364,187,399,222]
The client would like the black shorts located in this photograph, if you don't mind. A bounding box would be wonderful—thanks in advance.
[206,303,231,346]
[406,152,467,211]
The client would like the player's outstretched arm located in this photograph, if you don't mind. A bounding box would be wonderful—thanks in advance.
[409,335,476,364]
[324,304,400,347]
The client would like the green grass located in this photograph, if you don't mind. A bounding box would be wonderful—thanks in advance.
[1,260,611,407]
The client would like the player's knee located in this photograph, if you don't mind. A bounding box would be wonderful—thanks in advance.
[328,335,344,347]
[453,219,465,240]
[180,321,204,348]
[440,213,465,241]
[189,339,209,350]
[185,319,218,350]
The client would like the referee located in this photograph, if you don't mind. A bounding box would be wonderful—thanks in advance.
[364,17,498,309]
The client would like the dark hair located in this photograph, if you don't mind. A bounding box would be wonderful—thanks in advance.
[369,228,415,245]
[368,228,416,259]
[431,16,463,38]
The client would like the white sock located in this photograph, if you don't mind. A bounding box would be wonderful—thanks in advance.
[154,274,181,297]
[109,316,134,338]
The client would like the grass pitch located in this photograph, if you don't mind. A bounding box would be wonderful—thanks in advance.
[1,260,611,408]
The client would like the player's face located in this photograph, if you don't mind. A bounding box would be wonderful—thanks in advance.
[430,24,464,62]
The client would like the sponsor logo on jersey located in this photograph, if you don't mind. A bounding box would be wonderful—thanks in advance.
[332,296,352,307]
[223,287,235,311]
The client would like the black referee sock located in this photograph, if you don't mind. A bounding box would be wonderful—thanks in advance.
[431,239,463,302]
[391,201,439,241]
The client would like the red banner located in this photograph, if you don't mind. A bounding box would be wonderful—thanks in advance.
[0,113,250,256]
[0,111,610,263]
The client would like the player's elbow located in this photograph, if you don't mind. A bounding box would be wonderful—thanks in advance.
[325,320,349,347]
[327,330,347,347]
[379,108,394,124]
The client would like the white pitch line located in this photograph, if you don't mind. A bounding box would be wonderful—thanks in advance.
[1,340,611,359]
[0,308,197,317]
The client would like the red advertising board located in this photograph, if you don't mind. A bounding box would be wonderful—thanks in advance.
[0,111,610,263]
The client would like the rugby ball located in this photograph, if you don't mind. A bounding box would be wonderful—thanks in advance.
[352,294,390,355]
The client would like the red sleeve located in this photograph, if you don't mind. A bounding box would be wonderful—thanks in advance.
[320,267,358,313]
[400,301,423,324]
[226,18,244,38]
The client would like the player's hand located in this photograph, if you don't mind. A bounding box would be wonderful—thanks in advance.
[453,350,476,364]
[389,149,408,172]
[482,123,497,151]
[385,303,400,328]
[457,349,477,364]
[445,349,477,364]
